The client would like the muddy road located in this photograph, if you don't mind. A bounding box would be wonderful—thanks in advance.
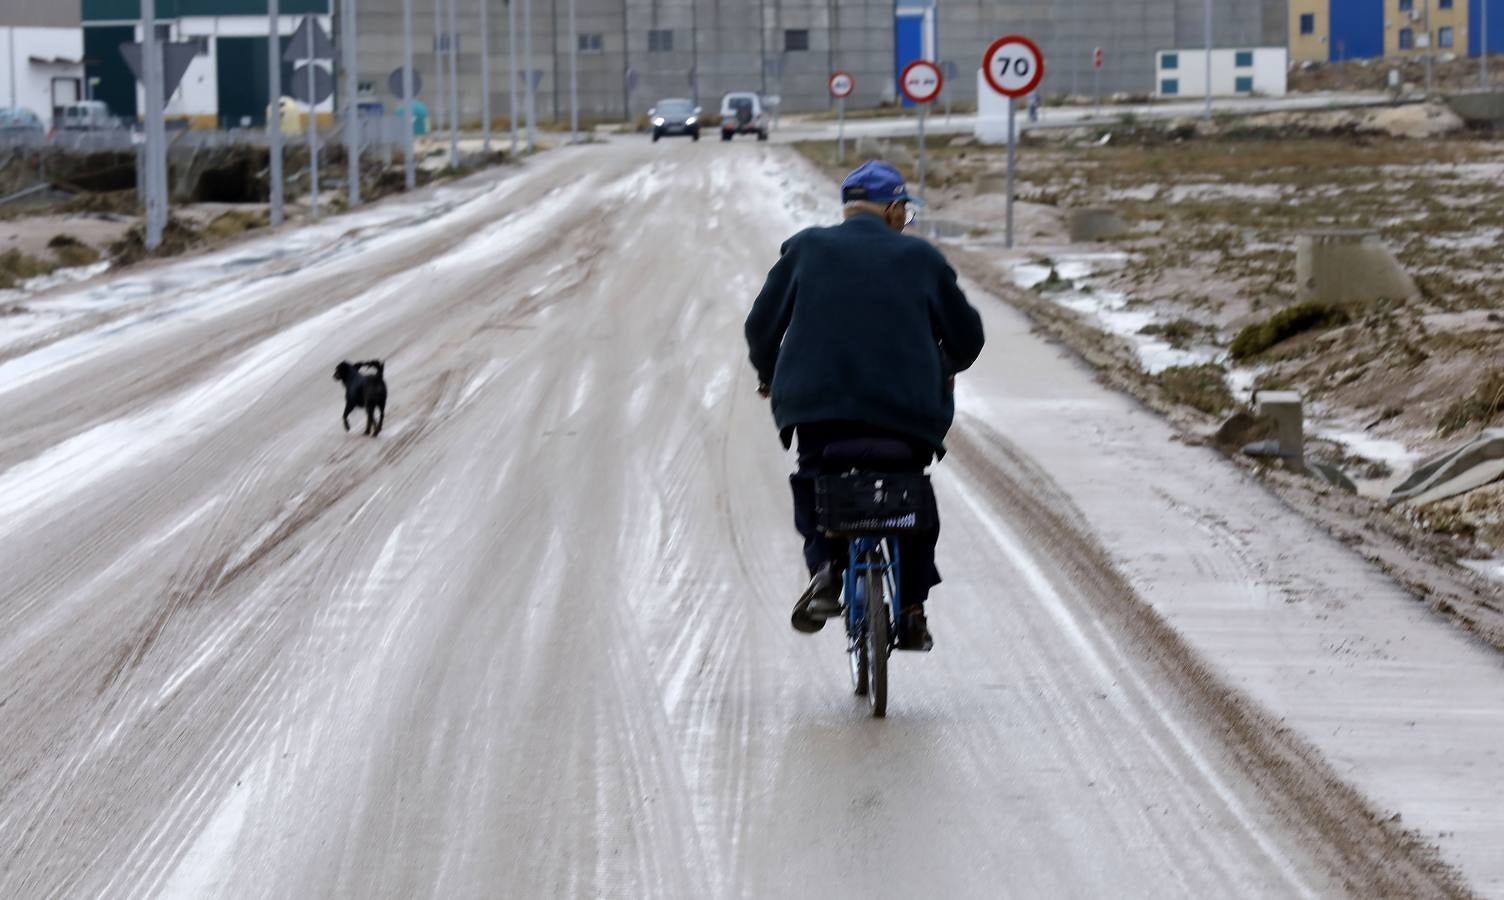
[0,142,1488,898]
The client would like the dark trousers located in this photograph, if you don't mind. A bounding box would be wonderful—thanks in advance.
[789,422,942,609]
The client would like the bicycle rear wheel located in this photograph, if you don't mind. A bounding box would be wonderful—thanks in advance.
[866,563,888,717]
[848,565,868,695]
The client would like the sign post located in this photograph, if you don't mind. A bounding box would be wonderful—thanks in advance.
[982,35,1045,249]
[899,60,943,207]
[829,71,854,164]
[286,16,333,219]
[1093,47,1103,117]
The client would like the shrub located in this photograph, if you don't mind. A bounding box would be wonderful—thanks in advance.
[1157,363,1235,415]
[1436,369,1504,436]
[1228,302,1348,360]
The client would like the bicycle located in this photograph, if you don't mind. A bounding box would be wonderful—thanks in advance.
[816,460,934,718]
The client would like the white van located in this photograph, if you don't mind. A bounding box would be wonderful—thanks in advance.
[59,101,115,131]
[719,92,768,142]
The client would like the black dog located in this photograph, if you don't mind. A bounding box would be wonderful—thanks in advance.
[333,360,387,437]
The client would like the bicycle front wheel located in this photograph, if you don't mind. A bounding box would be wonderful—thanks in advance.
[866,563,888,717]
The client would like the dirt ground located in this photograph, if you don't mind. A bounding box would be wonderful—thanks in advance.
[796,107,1504,642]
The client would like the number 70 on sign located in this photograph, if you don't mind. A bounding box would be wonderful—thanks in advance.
[982,35,1045,98]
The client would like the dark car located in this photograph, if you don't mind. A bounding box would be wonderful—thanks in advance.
[650,99,701,142]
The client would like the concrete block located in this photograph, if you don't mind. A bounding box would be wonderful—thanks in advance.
[1295,229,1418,308]
[1068,207,1129,242]
[1253,389,1305,471]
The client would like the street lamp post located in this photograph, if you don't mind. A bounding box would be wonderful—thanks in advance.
[403,0,416,190]
[524,0,535,150]
[1203,0,1212,120]
[268,0,283,226]
[508,0,519,154]
[481,0,491,153]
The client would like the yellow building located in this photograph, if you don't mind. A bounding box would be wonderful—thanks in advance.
[1385,0,1469,57]
[1290,0,1330,62]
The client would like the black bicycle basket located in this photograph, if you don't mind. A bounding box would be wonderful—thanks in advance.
[816,472,934,536]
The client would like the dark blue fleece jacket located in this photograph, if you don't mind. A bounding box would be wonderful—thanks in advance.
[744,213,985,452]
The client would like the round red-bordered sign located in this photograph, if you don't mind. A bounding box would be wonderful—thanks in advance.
[982,35,1045,98]
[829,71,855,99]
[898,60,944,105]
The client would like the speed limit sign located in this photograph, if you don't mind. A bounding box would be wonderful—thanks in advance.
[899,60,944,105]
[982,35,1045,98]
[829,71,855,99]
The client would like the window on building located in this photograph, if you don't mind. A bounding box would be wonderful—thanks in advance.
[1161,52,1178,70]
[1439,0,1453,8]
[648,29,673,52]
[579,32,603,53]
[1235,50,1253,67]
[1160,78,1179,95]
[1438,25,1454,47]
[1399,27,1415,49]
[1398,0,1414,11]
[433,34,459,53]
[1300,13,1315,35]
[785,29,810,52]
[1235,75,1254,92]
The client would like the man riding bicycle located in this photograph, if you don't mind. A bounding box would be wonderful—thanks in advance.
[744,160,985,651]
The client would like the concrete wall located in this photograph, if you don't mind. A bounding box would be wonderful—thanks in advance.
[2,26,86,129]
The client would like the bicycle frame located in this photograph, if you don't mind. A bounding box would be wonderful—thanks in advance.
[843,536,902,651]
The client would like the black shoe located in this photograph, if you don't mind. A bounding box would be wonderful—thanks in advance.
[791,561,843,634]
[896,608,933,652]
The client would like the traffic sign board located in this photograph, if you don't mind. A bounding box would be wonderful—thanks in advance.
[388,66,423,99]
[1094,47,1104,70]
[899,60,943,105]
[982,35,1045,98]
[829,71,855,99]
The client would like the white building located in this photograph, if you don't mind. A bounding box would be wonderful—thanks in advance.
[2,7,85,131]
[1153,47,1288,99]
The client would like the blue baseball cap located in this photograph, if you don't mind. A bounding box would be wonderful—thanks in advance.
[841,160,915,205]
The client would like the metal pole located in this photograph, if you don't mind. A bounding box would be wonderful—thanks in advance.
[269,0,284,225]
[1094,63,1100,117]
[836,96,845,164]
[568,0,578,143]
[524,0,535,149]
[1005,100,1016,249]
[1203,0,1212,120]
[448,0,459,165]
[403,0,416,190]
[141,0,166,250]
[343,0,360,206]
[916,105,926,204]
[1424,0,1433,95]
[508,0,519,153]
[306,20,320,220]
[433,0,445,134]
[481,0,491,153]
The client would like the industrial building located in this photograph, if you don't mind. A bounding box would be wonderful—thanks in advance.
[1289,0,1503,63]
[2,3,85,131]
[81,0,334,129]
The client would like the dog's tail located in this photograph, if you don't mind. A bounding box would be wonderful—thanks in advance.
[355,359,385,377]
